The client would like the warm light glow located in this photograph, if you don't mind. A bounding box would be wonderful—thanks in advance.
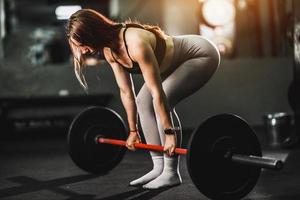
[55,5,82,20]
[237,0,248,10]
[214,36,234,56]
[202,0,236,27]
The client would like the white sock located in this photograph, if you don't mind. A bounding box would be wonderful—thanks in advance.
[142,156,182,189]
[129,156,163,186]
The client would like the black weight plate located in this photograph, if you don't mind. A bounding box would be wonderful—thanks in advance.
[187,114,261,200]
[68,106,127,174]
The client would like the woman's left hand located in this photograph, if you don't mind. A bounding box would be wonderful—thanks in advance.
[164,134,177,156]
[126,130,141,151]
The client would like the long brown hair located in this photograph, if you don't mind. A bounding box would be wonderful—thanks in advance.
[66,9,166,90]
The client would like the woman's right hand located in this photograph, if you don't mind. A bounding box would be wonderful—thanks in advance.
[126,130,141,151]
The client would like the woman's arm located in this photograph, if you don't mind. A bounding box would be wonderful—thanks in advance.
[129,38,176,156]
[103,48,138,133]
[114,67,138,132]
[129,40,173,130]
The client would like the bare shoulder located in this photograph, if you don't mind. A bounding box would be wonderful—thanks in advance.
[103,47,115,64]
[125,28,155,60]
[125,28,154,49]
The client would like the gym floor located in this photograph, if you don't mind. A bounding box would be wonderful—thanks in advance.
[0,128,299,200]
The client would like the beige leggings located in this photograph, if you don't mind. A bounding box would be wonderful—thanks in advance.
[136,35,220,157]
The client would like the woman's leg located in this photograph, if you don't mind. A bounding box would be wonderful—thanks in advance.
[129,84,164,186]
[141,107,182,189]
[133,36,220,188]
[143,53,220,189]
[130,85,184,186]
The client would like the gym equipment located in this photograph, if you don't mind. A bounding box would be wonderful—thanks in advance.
[68,107,127,173]
[68,106,284,200]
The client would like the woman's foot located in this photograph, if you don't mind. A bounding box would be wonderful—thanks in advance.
[129,156,163,186]
[142,156,182,189]
[142,171,182,189]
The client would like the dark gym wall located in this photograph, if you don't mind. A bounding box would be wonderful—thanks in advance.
[108,0,293,128]
[0,0,294,129]
[0,0,4,59]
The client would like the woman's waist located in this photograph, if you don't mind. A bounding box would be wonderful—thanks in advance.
[172,35,219,63]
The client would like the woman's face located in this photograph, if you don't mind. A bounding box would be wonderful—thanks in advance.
[70,37,96,55]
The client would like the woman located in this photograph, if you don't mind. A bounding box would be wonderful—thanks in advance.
[66,9,220,189]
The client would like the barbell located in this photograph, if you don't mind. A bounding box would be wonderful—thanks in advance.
[67,106,284,200]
